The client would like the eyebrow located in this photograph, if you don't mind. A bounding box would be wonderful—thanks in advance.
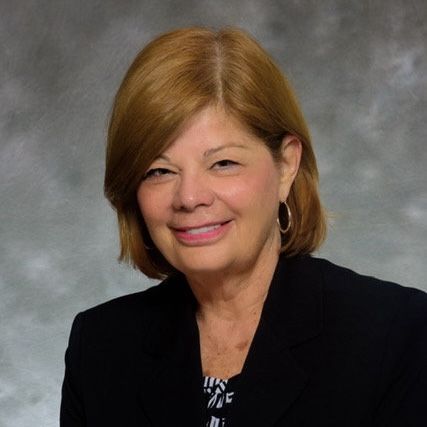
[203,143,249,157]
[158,143,249,161]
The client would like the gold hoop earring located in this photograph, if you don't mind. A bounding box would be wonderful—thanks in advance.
[277,200,292,234]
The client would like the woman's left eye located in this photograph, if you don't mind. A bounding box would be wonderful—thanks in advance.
[212,159,238,169]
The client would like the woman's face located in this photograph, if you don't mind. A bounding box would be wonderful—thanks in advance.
[137,106,298,278]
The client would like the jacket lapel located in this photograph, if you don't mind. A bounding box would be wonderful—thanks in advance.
[138,276,205,426]
[138,255,323,426]
[229,255,323,426]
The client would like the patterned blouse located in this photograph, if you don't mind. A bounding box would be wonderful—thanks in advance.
[203,375,240,426]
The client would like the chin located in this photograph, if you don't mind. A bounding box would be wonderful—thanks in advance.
[170,249,237,277]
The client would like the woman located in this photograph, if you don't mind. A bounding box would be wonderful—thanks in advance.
[61,27,427,426]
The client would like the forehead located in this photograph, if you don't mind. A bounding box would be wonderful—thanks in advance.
[160,106,264,157]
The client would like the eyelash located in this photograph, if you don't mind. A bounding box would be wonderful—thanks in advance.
[212,159,238,169]
[143,160,239,181]
[143,168,172,180]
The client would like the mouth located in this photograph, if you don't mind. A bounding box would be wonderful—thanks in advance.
[173,220,231,232]
[171,220,232,244]
[180,223,222,235]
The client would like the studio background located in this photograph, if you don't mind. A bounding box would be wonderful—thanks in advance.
[1,1,426,426]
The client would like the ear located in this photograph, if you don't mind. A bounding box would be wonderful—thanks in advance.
[278,134,302,201]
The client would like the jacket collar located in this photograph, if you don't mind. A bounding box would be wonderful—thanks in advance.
[227,254,323,425]
[139,254,323,426]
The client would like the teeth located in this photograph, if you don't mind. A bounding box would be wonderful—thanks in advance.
[186,224,221,235]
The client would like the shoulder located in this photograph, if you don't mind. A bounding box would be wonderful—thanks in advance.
[301,255,427,312]
[69,274,185,344]
[297,255,427,342]
[281,256,427,421]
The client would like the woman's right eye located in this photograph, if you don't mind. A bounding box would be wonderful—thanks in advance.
[143,168,172,180]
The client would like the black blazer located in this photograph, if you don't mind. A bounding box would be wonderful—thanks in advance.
[60,255,427,426]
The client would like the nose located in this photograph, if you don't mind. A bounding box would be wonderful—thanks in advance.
[172,171,214,211]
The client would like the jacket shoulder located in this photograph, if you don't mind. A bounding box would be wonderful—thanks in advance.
[310,256,426,303]
[305,256,427,332]
[72,275,183,340]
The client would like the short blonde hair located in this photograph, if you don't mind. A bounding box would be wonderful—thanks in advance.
[104,27,327,279]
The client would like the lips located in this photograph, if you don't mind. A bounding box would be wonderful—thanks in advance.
[171,220,232,244]
[185,224,222,235]
[172,221,230,232]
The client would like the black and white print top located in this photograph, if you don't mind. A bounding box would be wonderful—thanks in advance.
[203,375,239,426]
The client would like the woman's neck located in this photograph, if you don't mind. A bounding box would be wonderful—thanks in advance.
[187,245,280,323]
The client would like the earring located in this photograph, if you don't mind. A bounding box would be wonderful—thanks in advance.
[277,200,292,234]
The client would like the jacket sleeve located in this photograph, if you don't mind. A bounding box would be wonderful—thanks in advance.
[60,312,86,426]
[373,288,427,426]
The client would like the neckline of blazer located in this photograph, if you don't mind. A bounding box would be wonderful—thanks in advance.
[137,254,324,426]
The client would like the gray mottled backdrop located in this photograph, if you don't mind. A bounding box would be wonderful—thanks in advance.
[1,0,426,425]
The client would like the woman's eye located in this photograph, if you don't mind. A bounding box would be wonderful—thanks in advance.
[212,159,238,169]
[143,168,172,180]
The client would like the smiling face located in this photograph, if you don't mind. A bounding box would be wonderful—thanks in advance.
[137,106,298,279]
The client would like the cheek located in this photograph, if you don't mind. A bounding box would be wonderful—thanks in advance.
[136,189,167,226]
[242,164,280,197]
[219,168,280,212]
